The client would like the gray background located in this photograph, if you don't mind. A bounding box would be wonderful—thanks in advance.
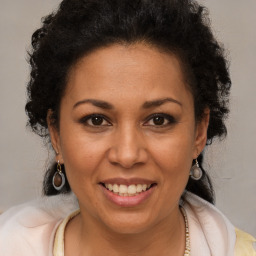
[0,0,255,236]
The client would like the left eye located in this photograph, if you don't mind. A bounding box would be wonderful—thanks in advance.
[144,114,175,126]
[80,115,111,126]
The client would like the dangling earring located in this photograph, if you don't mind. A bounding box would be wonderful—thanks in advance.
[52,160,66,190]
[190,159,203,180]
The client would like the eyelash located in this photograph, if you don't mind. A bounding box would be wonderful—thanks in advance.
[79,113,176,127]
[144,113,177,127]
[79,114,111,127]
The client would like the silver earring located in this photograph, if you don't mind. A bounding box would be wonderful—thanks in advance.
[190,159,203,180]
[52,160,65,190]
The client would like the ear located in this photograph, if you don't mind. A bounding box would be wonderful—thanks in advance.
[193,108,210,159]
[47,109,63,163]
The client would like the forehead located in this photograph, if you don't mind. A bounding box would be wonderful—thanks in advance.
[64,43,192,106]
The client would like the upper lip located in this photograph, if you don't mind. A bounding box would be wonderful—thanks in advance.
[100,177,157,186]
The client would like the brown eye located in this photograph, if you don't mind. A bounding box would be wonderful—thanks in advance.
[153,116,165,125]
[91,116,104,125]
[80,114,111,127]
[144,113,176,127]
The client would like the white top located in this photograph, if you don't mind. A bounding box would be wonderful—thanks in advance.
[0,192,255,256]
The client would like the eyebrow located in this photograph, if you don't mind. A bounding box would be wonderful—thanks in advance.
[73,97,182,110]
[142,97,182,108]
[73,99,113,110]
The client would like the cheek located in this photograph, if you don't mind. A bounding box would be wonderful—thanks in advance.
[59,128,107,189]
[149,132,194,172]
[148,129,194,195]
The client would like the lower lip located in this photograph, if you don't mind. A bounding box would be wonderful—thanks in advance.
[100,185,156,207]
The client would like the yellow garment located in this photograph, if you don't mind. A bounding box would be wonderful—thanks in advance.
[235,228,256,256]
[53,210,80,256]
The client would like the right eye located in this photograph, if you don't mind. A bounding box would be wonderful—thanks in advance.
[143,113,177,127]
[79,114,111,127]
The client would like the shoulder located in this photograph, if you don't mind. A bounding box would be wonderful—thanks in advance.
[184,192,236,256]
[235,228,256,256]
[184,192,256,256]
[0,193,79,256]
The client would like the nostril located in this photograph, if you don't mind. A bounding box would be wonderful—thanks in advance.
[107,142,148,169]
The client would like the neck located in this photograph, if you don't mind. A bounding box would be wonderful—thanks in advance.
[65,206,186,256]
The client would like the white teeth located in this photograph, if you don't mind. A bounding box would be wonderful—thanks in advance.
[107,184,113,191]
[142,184,147,191]
[105,183,152,196]
[119,185,128,193]
[127,185,137,194]
[113,184,119,193]
[136,184,142,193]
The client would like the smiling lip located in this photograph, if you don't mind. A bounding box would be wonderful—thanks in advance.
[99,178,157,207]
[100,177,156,186]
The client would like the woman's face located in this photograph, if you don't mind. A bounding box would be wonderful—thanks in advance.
[49,43,208,234]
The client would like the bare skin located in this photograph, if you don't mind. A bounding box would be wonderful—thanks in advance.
[48,43,209,255]
[65,207,186,256]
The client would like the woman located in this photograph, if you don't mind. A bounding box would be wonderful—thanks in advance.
[0,0,255,255]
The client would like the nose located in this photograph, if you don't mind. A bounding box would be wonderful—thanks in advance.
[107,125,148,169]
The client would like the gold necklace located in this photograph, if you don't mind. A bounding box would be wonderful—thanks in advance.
[180,206,191,256]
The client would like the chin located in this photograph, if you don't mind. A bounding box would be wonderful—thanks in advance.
[100,211,157,235]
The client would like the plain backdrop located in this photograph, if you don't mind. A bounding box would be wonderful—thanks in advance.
[0,0,255,236]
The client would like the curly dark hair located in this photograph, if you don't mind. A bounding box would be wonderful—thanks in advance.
[25,0,231,203]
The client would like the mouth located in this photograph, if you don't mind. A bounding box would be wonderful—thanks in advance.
[100,183,156,197]
[99,178,157,207]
